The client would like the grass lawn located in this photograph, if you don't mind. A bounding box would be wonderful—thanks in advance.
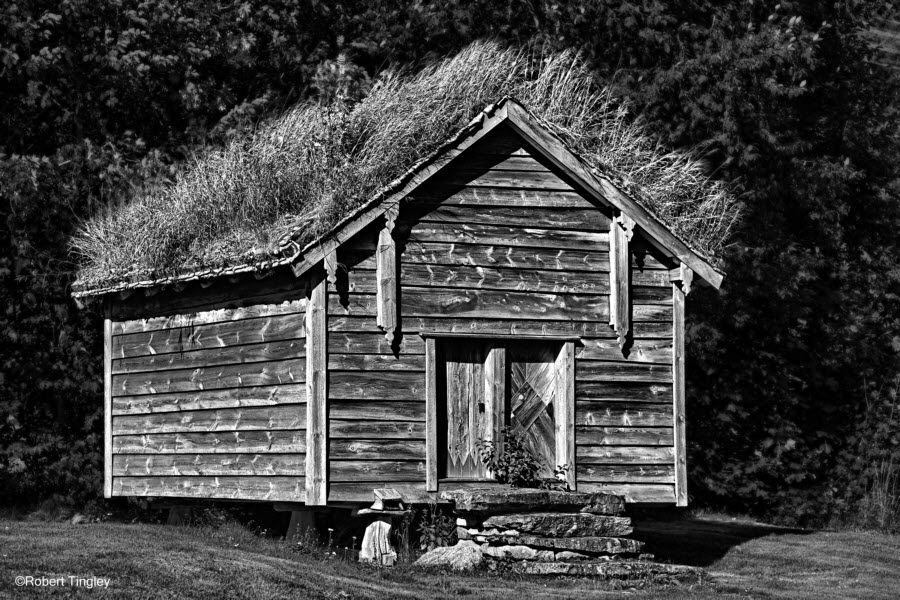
[1,514,898,600]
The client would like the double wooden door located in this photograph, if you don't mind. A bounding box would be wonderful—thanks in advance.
[438,341,561,480]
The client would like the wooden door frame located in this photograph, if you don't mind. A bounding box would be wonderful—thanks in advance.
[423,334,575,492]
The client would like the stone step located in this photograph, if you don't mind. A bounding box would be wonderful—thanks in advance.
[483,512,632,537]
[441,488,625,516]
[515,535,644,555]
[482,545,555,562]
[457,526,520,543]
[514,560,702,580]
[481,545,599,562]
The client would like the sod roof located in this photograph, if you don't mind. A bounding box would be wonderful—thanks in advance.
[71,41,740,298]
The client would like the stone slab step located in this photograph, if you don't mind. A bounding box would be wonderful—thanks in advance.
[481,545,600,562]
[441,488,625,516]
[513,560,702,579]
[515,536,644,555]
[483,512,632,537]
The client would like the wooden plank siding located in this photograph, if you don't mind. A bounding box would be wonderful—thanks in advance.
[329,240,428,499]
[321,127,678,504]
[105,122,684,506]
[108,286,308,502]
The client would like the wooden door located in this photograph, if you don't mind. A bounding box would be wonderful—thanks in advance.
[508,344,559,479]
[439,341,490,479]
[435,340,567,482]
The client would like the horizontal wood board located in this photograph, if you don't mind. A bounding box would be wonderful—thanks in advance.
[109,288,307,503]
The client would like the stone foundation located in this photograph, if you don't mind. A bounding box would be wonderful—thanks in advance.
[416,488,679,577]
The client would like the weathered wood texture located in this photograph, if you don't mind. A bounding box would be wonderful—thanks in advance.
[113,430,306,454]
[113,406,305,435]
[112,453,305,476]
[320,129,679,505]
[425,337,438,491]
[105,125,685,506]
[673,283,688,507]
[375,209,398,342]
[113,476,307,501]
[112,311,304,359]
[556,341,576,490]
[108,282,307,503]
[508,344,559,480]
[111,268,306,320]
[442,342,490,479]
[104,299,113,498]
[608,216,630,348]
[112,384,305,415]
[306,273,327,505]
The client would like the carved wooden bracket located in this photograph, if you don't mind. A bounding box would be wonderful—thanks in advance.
[618,213,636,242]
[324,248,338,287]
[669,263,694,296]
[608,213,633,350]
[376,205,399,343]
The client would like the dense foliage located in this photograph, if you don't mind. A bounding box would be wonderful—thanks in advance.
[2,0,898,526]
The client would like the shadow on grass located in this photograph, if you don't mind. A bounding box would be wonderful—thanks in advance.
[630,512,811,567]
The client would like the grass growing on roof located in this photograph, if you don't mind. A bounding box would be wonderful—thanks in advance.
[72,41,740,290]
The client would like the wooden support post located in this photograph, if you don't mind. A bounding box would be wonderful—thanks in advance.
[483,344,506,448]
[425,337,438,492]
[166,507,193,526]
[286,510,317,544]
[554,341,576,491]
[103,297,113,499]
[306,271,328,506]
[673,283,688,507]
[376,206,398,343]
[608,213,632,350]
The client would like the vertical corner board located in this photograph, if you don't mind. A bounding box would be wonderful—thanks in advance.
[305,272,328,506]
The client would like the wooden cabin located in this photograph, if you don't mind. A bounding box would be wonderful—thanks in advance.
[76,98,723,510]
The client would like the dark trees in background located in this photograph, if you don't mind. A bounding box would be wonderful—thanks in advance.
[1,0,898,526]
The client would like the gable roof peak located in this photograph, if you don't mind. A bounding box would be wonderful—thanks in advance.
[288,97,724,290]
